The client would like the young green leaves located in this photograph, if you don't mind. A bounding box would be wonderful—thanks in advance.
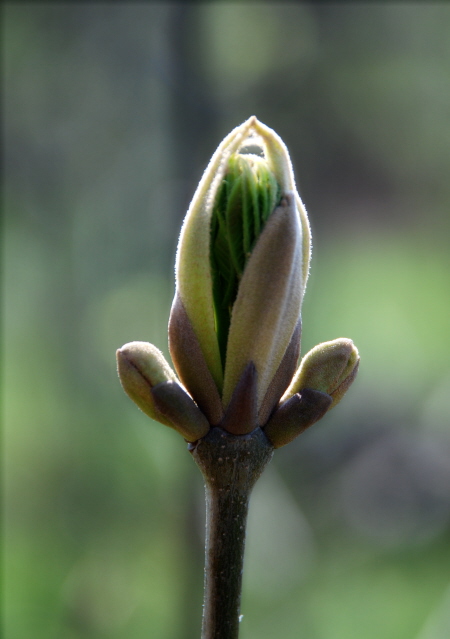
[117,116,359,448]
[210,152,282,368]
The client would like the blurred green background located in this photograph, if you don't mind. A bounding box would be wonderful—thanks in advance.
[4,3,450,638]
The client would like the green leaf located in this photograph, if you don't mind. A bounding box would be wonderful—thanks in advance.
[210,152,282,370]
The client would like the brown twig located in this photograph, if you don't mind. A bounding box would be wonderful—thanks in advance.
[191,426,274,639]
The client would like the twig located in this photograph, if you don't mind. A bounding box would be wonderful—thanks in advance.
[191,427,274,639]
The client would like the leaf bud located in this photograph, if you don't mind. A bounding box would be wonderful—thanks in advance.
[117,341,209,441]
[170,116,311,420]
[283,338,360,409]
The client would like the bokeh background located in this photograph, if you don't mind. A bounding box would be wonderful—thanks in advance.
[4,3,450,638]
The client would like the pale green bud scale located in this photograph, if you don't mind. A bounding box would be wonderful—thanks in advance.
[175,118,259,395]
[116,341,178,426]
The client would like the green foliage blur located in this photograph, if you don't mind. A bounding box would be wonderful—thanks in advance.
[4,4,450,639]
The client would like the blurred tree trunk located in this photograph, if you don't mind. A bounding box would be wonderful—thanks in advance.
[168,4,218,185]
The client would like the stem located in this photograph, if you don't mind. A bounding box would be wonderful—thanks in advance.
[190,426,274,639]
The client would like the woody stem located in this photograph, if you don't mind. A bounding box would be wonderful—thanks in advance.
[190,426,274,639]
